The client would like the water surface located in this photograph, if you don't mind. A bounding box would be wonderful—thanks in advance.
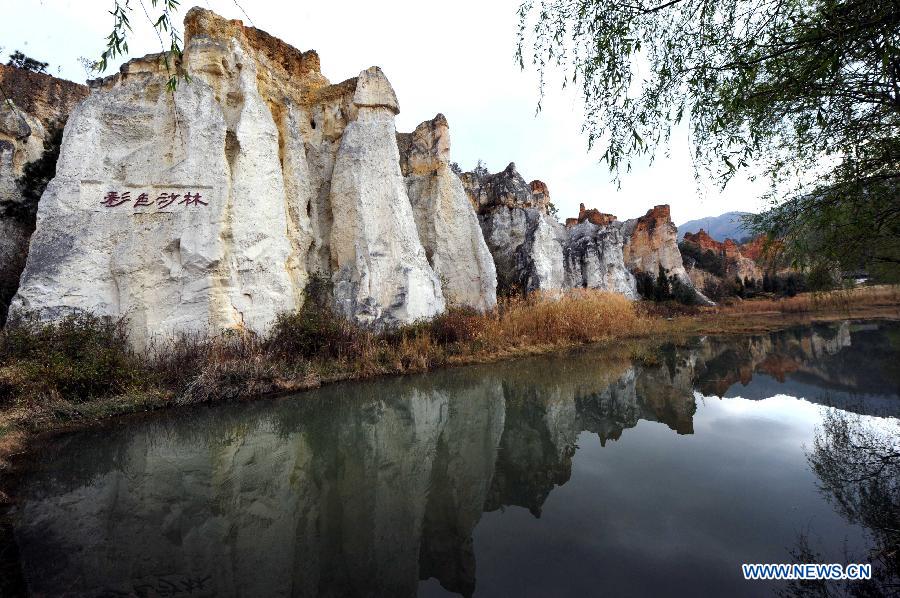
[7,320,900,597]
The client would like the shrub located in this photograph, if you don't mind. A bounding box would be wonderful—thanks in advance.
[671,276,697,305]
[266,307,360,360]
[0,312,140,403]
[702,277,728,302]
[424,307,485,345]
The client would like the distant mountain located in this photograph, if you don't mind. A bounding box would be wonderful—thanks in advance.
[677,211,753,242]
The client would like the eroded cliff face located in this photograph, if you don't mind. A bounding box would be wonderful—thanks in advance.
[10,8,450,341]
[5,9,717,336]
[462,163,567,294]
[397,114,497,311]
[623,205,713,304]
[682,228,764,282]
[461,165,644,298]
[563,220,637,298]
[0,65,88,324]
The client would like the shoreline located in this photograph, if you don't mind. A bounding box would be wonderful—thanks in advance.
[1,290,897,479]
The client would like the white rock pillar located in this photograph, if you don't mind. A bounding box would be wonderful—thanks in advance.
[329,67,445,326]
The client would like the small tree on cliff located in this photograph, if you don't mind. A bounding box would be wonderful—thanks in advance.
[6,51,48,73]
[654,264,671,301]
[517,0,900,281]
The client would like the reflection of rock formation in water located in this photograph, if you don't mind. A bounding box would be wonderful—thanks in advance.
[14,375,508,597]
[12,351,699,597]
[692,321,900,403]
[11,320,895,596]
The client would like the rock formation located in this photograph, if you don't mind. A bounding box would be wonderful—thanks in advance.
[563,220,637,298]
[623,205,713,304]
[681,228,764,283]
[327,67,445,325]
[461,164,636,298]
[397,114,497,311]
[462,163,567,294]
[0,65,88,324]
[3,9,720,339]
[9,8,456,341]
[565,202,617,228]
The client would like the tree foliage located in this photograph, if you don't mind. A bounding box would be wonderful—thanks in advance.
[98,0,186,91]
[517,0,900,279]
[6,50,48,73]
[787,409,900,596]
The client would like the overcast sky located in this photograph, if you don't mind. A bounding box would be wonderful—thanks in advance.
[1,0,770,223]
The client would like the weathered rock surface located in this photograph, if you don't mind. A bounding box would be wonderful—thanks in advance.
[563,220,637,298]
[398,114,497,311]
[5,9,721,334]
[463,166,641,298]
[682,228,765,282]
[0,65,88,324]
[623,205,714,305]
[463,163,567,294]
[329,68,445,325]
[10,8,445,339]
[565,202,617,228]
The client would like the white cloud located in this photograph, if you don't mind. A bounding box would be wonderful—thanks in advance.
[1,0,770,223]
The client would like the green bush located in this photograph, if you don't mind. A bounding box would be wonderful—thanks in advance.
[0,312,141,403]
[266,307,350,359]
[671,276,698,305]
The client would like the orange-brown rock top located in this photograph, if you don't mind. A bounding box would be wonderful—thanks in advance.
[92,7,337,107]
[740,234,782,261]
[0,64,88,129]
[683,228,777,264]
[567,203,617,228]
[623,205,684,274]
[682,228,771,282]
[529,180,550,203]
[644,204,671,227]
[184,7,326,87]
[396,113,450,177]
[622,204,714,304]
[682,229,723,253]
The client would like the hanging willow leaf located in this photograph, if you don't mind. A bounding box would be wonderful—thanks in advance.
[517,0,900,282]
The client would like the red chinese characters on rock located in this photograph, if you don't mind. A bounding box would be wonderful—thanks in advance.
[100,190,208,211]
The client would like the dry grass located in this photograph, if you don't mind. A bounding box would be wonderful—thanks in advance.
[486,289,645,346]
[716,284,900,315]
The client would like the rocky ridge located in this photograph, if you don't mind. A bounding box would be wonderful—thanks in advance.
[461,164,638,298]
[622,205,714,304]
[397,114,497,311]
[8,8,497,342]
[5,7,712,342]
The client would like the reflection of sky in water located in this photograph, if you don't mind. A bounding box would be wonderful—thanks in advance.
[722,376,898,414]
[8,320,898,598]
[462,396,869,598]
